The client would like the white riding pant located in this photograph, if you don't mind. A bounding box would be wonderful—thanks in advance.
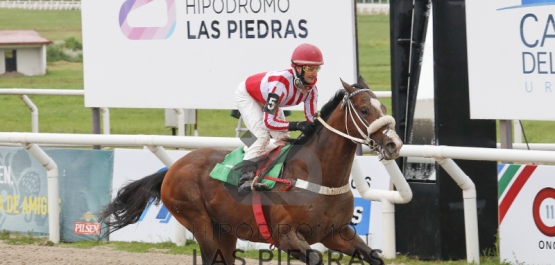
[235,81,289,161]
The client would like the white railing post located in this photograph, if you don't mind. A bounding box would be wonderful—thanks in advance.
[436,158,480,265]
[381,199,396,259]
[100,107,110,134]
[513,120,522,144]
[23,143,59,243]
[173,109,185,137]
[1,89,110,135]
[352,158,412,259]
[18,95,39,133]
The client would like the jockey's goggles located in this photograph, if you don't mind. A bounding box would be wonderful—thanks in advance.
[302,65,321,74]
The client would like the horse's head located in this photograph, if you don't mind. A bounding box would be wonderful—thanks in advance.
[334,75,403,160]
[294,76,403,160]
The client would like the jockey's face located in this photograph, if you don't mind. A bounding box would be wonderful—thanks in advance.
[296,65,320,85]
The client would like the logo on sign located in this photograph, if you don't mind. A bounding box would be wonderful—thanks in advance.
[533,187,555,236]
[118,0,309,41]
[119,0,177,40]
[74,222,101,235]
[498,0,555,94]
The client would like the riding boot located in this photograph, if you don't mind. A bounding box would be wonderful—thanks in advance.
[237,160,268,195]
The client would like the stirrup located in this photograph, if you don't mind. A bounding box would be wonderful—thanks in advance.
[250,175,268,191]
[237,177,269,195]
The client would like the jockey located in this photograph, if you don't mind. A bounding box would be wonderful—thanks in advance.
[234,43,324,194]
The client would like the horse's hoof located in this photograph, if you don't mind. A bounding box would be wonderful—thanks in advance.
[369,249,384,265]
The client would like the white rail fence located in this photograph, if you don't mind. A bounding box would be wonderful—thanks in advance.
[0,89,193,136]
[1,88,550,150]
[3,89,555,263]
[1,131,555,263]
[0,0,80,10]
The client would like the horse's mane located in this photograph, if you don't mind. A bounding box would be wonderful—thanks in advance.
[287,89,347,145]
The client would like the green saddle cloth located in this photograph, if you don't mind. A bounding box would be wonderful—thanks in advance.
[209,145,292,189]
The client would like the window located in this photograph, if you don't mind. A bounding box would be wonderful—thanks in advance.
[4,50,17,72]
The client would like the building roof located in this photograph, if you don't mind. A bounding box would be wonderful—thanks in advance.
[0,30,51,46]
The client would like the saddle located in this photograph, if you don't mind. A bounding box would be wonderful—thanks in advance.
[209,145,293,190]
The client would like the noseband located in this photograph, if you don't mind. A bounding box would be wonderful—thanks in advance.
[316,89,396,158]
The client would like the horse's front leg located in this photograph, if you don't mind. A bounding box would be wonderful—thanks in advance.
[275,233,323,265]
[320,227,384,265]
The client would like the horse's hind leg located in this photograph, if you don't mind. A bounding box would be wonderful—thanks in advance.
[320,227,384,265]
[190,220,238,265]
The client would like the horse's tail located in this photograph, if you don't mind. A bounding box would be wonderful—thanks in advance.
[99,169,167,239]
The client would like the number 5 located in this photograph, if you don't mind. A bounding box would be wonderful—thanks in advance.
[264,93,279,115]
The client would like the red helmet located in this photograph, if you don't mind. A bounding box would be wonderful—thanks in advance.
[291,43,324,67]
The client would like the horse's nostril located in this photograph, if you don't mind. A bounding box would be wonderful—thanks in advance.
[385,142,397,153]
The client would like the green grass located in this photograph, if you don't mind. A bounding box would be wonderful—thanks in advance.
[0,9,82,42]
[357,14,392,91]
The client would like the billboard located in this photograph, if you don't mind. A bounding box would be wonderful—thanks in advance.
[466,0,555,120]
[82,0,357,109]
[498,163,555,264]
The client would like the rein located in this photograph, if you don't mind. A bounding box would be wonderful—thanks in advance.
[316,89,396,156]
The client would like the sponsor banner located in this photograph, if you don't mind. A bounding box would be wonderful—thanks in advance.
[112,149,389,250]
[0,147,51,234]
[82,0,357,110]
[466,0,555,120]
[74,222,101,235]
[0,147,113,242]
[49,149,114,242]
[498,163,555,264]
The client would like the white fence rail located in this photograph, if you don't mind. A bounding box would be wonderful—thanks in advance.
[0,89,195,136]
[0,89,109,134]
[1,131,555,263]
[0,0,80,10]
[0,1,391,13]
[3,91,554,263]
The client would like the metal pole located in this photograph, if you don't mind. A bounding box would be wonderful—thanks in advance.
[499,120,513,149]
[92,107,101,149]
[513,120,522,144]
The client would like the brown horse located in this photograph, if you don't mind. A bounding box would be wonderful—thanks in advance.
[100,76,402,265]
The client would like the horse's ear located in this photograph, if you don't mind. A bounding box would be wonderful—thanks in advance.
[340,78,355,94]
[357,75,370,89]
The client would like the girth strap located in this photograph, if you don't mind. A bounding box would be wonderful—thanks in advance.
[252,192,274,245]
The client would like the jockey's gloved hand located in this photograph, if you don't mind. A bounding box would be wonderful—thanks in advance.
[288,121,315,132]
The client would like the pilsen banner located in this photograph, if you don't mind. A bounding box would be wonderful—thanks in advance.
[0,147,113,242]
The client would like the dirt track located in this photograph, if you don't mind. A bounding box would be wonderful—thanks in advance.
[0,241,194,265]
[0,241,307,265]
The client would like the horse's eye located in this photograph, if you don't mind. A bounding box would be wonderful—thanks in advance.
[360,108,370,115]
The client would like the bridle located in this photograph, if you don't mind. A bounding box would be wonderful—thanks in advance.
[316,89,396,158]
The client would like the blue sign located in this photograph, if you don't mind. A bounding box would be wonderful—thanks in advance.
[351,197,371,235]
